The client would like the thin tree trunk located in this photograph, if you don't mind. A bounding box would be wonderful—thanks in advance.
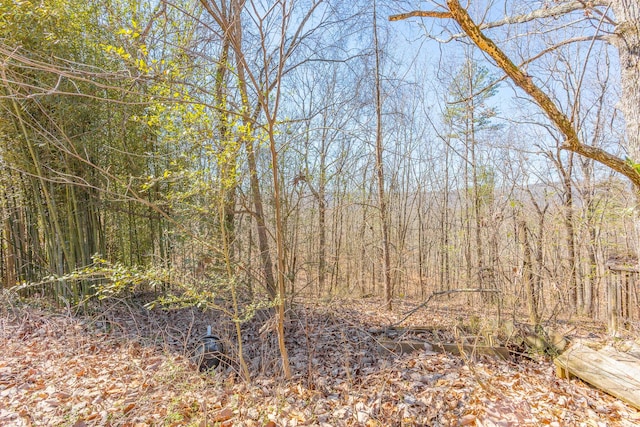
[2,217,16,288]
[359,200,368,296]
[534,205,547,319]
[520,218,539,326]
[564,156,580,313]
[298,168,326,295]
[373,1,392,310]
[245,140,276,298]
[465,61,485,291]
[216,35,237,264]
[553,150,579,313]
[417,189,426,297]
[318,191,326,294]
[442,144,451,292]
[232,15,276,297]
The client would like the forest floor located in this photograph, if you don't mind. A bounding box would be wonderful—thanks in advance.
[1,292,640,427]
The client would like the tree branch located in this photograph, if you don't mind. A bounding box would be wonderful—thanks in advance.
[389,10,452,21]
[390,1,640,188]
[389,1,613,28]
[392,288,501,327]
[441,0,640,188]
[477,0,612,31]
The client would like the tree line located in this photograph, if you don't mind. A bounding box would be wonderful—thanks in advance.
[1,0,639,373]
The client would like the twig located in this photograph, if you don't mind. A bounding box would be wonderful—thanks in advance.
[391,289,501,327]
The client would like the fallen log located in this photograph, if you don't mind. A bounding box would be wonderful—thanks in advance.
[377,338,433,355]
[433,342,510,360]
[377,338,510,360]
[554,341,640,410]
[369,325,442,336]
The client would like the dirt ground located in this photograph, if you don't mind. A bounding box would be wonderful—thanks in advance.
[1,293,639,426]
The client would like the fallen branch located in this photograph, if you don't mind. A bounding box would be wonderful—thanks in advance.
[391,288,500,327]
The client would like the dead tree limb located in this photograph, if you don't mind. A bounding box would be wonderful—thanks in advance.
[391,288,501,327]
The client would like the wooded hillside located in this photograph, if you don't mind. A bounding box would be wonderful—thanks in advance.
[1,1,640,425]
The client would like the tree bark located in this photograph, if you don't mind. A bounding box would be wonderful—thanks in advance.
[610,0,640,275]
[611,0,640,161]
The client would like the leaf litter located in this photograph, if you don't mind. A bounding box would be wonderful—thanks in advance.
[1,297,639,426]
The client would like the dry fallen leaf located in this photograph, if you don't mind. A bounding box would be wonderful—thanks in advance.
[1,301,639,427]
[459,414,476,425]
[212,407,233,423]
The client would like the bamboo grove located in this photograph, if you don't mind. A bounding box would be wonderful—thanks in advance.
[1,0,638,329]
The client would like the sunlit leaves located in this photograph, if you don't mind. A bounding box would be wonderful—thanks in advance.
[0,0,93,51]
[102,44,133,61]
[13,255,172,300]
[625,157,640,177]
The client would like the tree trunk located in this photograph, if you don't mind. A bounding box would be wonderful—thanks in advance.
[373,1,392,310]
[317,189,326,294]
[2,217,16,288]
[465,60,485,291]
[245,141,276,298]
[519,218,539,326]
[611,1,640,278]
[556,151,579,313]
[612,0,640,161]
[440,141,451,292]
[216,36,238,265]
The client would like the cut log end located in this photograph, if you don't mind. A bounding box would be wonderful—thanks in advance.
[554,342,640,410]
